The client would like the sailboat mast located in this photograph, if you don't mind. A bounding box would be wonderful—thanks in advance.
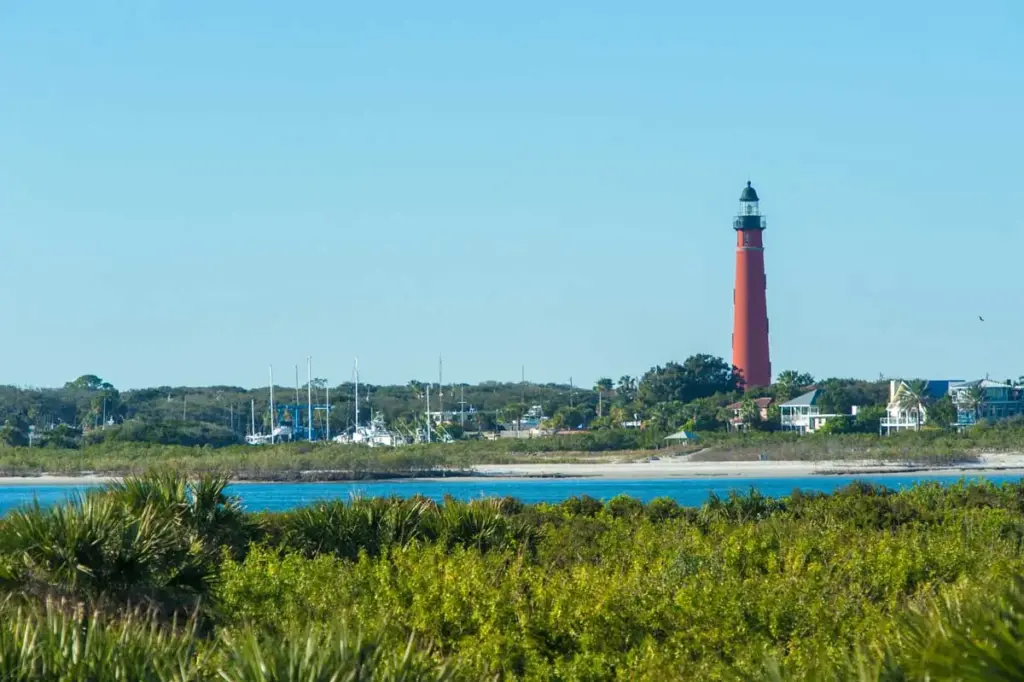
[425,382,431,443]
[326,384,330,442]
[250,399,256,437]
[354,357,359,429]
[438,355,443,421]
[269,365,276,444]
[307,356,313,442]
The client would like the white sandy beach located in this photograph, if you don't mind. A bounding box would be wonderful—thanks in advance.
[469,453,1024,480]
[0,455,1023,486]
[0,474,117,486]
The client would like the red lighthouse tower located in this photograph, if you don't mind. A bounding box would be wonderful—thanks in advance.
[731,181,771,388]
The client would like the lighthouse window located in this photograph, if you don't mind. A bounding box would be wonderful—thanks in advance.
[742,232,750,246]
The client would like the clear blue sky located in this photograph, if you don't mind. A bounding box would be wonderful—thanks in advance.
[2,1,1022,390]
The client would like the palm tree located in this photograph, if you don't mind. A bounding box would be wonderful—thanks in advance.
[617,376,637,403]
[503,402,526,433]
[962,384,988,424]
[897,380,929,429]
[739,398,761,430]
[594,378,613,417]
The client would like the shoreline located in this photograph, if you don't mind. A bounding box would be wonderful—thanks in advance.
[0,454,1022,485]
[465,454,1024,481]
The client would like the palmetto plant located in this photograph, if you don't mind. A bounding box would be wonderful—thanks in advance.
[0,601,455,682]
[2,499,177,604]
[285,496,435,560]
[0,480,223,617]
[284,495,540,560]
[0,602,204,681]
[218,624,455,682]
[105,472,251,552]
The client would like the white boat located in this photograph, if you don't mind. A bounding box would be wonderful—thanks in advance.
[346,414,398,447]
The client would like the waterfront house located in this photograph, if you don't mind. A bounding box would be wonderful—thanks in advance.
[949,379,1024,427]
[727,397,772,432]
[779,390,841,434]
[880,380,959,434]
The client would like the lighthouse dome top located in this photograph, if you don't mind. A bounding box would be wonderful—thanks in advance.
[739,181,759,202]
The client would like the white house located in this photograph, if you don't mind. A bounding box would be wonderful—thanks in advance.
[880,380,959,434]
[779,389,846,434]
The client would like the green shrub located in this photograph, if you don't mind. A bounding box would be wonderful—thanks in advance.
[603,494,644,518]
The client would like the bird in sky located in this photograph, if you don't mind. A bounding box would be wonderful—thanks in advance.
[979,316,985,322]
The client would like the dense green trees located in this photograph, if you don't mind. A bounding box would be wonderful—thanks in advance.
[928,394,958,428]
[636,354,742,405]
[0,360,995,450]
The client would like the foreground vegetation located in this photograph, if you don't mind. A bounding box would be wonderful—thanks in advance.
[3,474,1024,679]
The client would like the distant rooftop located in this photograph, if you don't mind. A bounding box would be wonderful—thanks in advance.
[950,379,1011,389]
[727,397,773,410]
[780,389,821,407]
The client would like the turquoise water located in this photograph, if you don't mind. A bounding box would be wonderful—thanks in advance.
[0,473,1021,515]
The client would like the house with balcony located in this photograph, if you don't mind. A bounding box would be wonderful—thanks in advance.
[779,390,844,434]
[880,380,959,434]
[950,379,1024,427]
[727,397,772,432]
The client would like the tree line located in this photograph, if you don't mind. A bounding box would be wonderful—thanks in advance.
[0,359,1008,448]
